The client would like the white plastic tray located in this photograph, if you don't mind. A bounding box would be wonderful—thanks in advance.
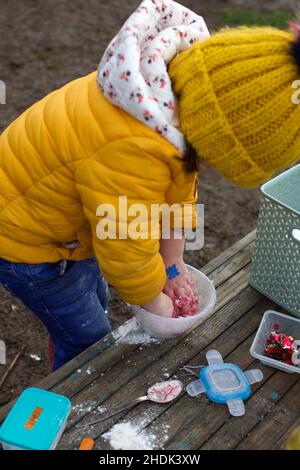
[250,310,300,373]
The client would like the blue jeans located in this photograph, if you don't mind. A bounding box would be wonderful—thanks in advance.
[0,258,111,370]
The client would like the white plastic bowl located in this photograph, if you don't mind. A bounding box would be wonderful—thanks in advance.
[131,265,217,339]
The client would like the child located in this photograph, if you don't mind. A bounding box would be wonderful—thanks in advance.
[0,0,300,370]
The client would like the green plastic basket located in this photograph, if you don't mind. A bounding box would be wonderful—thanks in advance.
[250,164,300,318]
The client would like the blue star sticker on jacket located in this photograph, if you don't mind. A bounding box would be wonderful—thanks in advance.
[166,264,180,280]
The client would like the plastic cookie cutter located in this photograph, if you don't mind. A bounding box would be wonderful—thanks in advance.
[186,349,263,416]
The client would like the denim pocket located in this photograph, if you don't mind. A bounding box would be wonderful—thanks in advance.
[26,262,62,287]
[84,257,98,268]
[0,258,13,273]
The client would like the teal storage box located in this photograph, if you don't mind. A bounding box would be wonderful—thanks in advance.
[250,164,300,318]
[0,388,71,450]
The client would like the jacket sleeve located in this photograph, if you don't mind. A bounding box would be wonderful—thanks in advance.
[165,155,198,231]
[75,137,174,305]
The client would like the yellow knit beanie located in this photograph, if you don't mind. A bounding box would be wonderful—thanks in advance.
[169,27,300,188]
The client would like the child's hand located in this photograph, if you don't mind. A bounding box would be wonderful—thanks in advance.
[163,258,201,318]
[142,292,174,318]
[163,258,193,301]
[159,233,193,300]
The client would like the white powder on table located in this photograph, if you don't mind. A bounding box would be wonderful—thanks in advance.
[30,354,41,361]
[103,422,155,450]
[113,318,160,345]
[86,365,94,375]
[72,400,97,415]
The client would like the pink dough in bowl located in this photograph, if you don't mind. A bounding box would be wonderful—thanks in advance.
[131,265,217,339]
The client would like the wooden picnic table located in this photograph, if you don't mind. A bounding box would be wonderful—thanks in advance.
[1,230,299,450]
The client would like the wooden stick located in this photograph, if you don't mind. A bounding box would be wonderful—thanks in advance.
[0,347,25,390]
[12,328,29,338]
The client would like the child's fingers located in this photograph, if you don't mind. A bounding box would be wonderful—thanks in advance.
[174,285,186,298]
[164,285,174,299]
[175,280,194,297]
[165,278,192,297]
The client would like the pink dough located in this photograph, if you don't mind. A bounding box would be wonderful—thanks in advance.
[172,276,201,318]
[147,380,183,403]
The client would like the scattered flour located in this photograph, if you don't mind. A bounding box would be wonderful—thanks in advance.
[76,365,95,375]
[97,405,107,414]
[103,421,155,450]
[113,318,160,345]
[86,365,94,375]
[154,423,170,447]
[73,403,108,434]
[30,354,41,361]
[72,400,97,416]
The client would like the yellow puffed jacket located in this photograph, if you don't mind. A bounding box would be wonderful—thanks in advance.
[0,72,197,304]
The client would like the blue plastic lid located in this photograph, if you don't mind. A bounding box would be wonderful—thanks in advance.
[200,364,251,404]
[0,388,71,450]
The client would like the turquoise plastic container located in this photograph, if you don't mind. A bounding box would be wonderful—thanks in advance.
[0,388,71,450]
[250,164,300,318]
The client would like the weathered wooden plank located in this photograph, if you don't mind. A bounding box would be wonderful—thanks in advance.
[200,370,299,450]
[236,377,300,450]
[52,263,254,399]
[273,417,300,450]
[61,288,266,448]
[89,308,266,450]
[154,302,275,450]
[96,334,264,451]
[165,362,271,450]
[128,306,272,451]
[57,282,260,448]
[0,318,138,421]
[201,230,255,276]
[203,241,254,287]
[50,264,255,418]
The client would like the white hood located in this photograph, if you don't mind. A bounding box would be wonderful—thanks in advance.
[97,0,210,153]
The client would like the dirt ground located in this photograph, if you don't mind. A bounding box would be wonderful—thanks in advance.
[0,0,294,405]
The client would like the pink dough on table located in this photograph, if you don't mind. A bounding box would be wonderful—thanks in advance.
[147,380,183,403]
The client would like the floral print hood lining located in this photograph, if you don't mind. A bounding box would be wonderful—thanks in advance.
[97,0,209,153]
